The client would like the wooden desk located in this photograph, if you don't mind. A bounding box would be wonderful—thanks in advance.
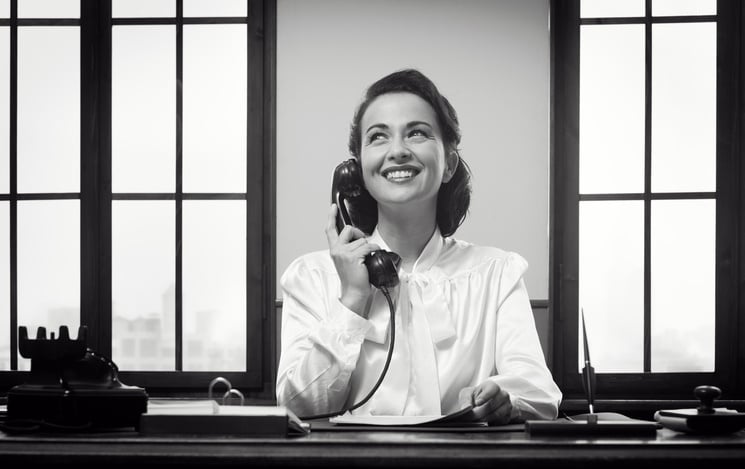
[1,426,745,468]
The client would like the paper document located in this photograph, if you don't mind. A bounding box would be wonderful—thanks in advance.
[329,403,488,426]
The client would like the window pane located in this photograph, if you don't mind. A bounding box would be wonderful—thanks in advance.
[581,0,644,18]
[0,202,8,370]
[183,201,245,371]
[184,0,247,17]
[651,200,715,372]
[113,0,175,18]
[580,25,645,194]
[17,27,79,193]
[0,0,7,18]
[651,23,716,193]
[653,0,716,16]
[579,201,644,372]
[112,201,175,371]
[17,200,79,371]
[183,25,247,193]
[113,26,176,193]
[18,0,79,18]
[0,27,8,194]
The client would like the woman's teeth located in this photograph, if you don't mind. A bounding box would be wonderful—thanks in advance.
[385,170,415,181]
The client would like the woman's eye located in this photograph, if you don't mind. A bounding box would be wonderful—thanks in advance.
[408,129,429,138]
[367,132,387,143]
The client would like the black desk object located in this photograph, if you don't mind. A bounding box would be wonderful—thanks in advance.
[525,412,659,436]
[654,385,745,434]
[5,326,147,431]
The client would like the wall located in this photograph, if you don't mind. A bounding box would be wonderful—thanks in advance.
[276,0,550,300]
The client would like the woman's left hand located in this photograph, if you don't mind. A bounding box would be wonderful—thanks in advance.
[458,381,514,425]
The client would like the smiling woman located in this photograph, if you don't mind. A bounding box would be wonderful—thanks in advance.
[275,69,561,425]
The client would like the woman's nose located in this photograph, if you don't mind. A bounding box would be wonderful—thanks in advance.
[387,135,411,160]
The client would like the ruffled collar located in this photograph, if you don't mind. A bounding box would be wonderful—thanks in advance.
[364,226,456,346]
[367,225,445,274]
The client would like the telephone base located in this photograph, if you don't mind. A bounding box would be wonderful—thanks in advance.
[7,384,147,431]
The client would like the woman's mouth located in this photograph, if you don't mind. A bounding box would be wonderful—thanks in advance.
[383,168,419,182]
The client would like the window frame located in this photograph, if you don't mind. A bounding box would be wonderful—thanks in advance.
[0,0,277,398]
[550,0,745,400]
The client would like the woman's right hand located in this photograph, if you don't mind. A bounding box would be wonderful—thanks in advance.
[325,204,380,317]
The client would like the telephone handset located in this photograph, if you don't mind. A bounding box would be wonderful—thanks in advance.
[332,158,401,290]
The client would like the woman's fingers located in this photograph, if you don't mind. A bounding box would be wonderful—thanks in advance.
[459,381,514,425]
[325,204,340,244]
[484,399,513,425]
[326,204,367,246]
[458,386,476,408]
[471,381,498,406]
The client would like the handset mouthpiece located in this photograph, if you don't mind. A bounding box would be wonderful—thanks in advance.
[364,250,401,289]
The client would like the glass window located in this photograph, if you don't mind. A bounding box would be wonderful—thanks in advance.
[112,25,176,193]
[17,27,80,194]
[112,201,175,371]
[17,200,79,370]
[0,27,8,194]
[0,202,8,370]
[651,22,716,193]
[183,24,247,193]
[0,0,269,396]
[555,0,725,397]
[650,199,715,372]
[580,24,645,194]
[579,201,645,372]
[184,0,247,17]
[112,0,175,18]
[18,0,79,18]
[581,0,644,18]
[653,0,717,16]
[182,200,246,371]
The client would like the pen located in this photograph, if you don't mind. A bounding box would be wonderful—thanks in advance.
[581,308,596,415]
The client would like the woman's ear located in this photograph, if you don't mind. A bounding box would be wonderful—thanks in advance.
[442,151,459,183]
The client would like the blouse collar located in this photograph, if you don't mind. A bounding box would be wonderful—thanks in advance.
[368,226,445,274]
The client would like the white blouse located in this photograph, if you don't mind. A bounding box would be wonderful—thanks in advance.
[276,227,562,420]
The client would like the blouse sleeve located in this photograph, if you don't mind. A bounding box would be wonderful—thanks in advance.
[275,256,372,417]
[489,253,562,421]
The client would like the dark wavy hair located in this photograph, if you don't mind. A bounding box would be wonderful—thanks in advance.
[346,69,472,238]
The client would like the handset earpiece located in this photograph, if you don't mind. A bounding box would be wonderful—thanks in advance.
[332,159,362,230]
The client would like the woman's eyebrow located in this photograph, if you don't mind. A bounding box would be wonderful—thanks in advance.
[365,123,389,134]
[365,121,433,133]
[407,121,433,129]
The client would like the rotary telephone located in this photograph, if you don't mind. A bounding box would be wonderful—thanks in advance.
[3,326,147,432]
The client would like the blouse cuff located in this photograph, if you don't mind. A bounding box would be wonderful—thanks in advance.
[308,299,371,367]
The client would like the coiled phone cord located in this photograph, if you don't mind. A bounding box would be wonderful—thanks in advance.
[297,286,396,421]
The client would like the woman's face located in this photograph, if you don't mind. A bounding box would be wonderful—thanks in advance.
[358,92,455,210]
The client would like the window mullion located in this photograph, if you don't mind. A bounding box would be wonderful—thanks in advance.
[175,0,183,372]
[643,0,652,374]
[8,0,17,371]
[80,0,112,356]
